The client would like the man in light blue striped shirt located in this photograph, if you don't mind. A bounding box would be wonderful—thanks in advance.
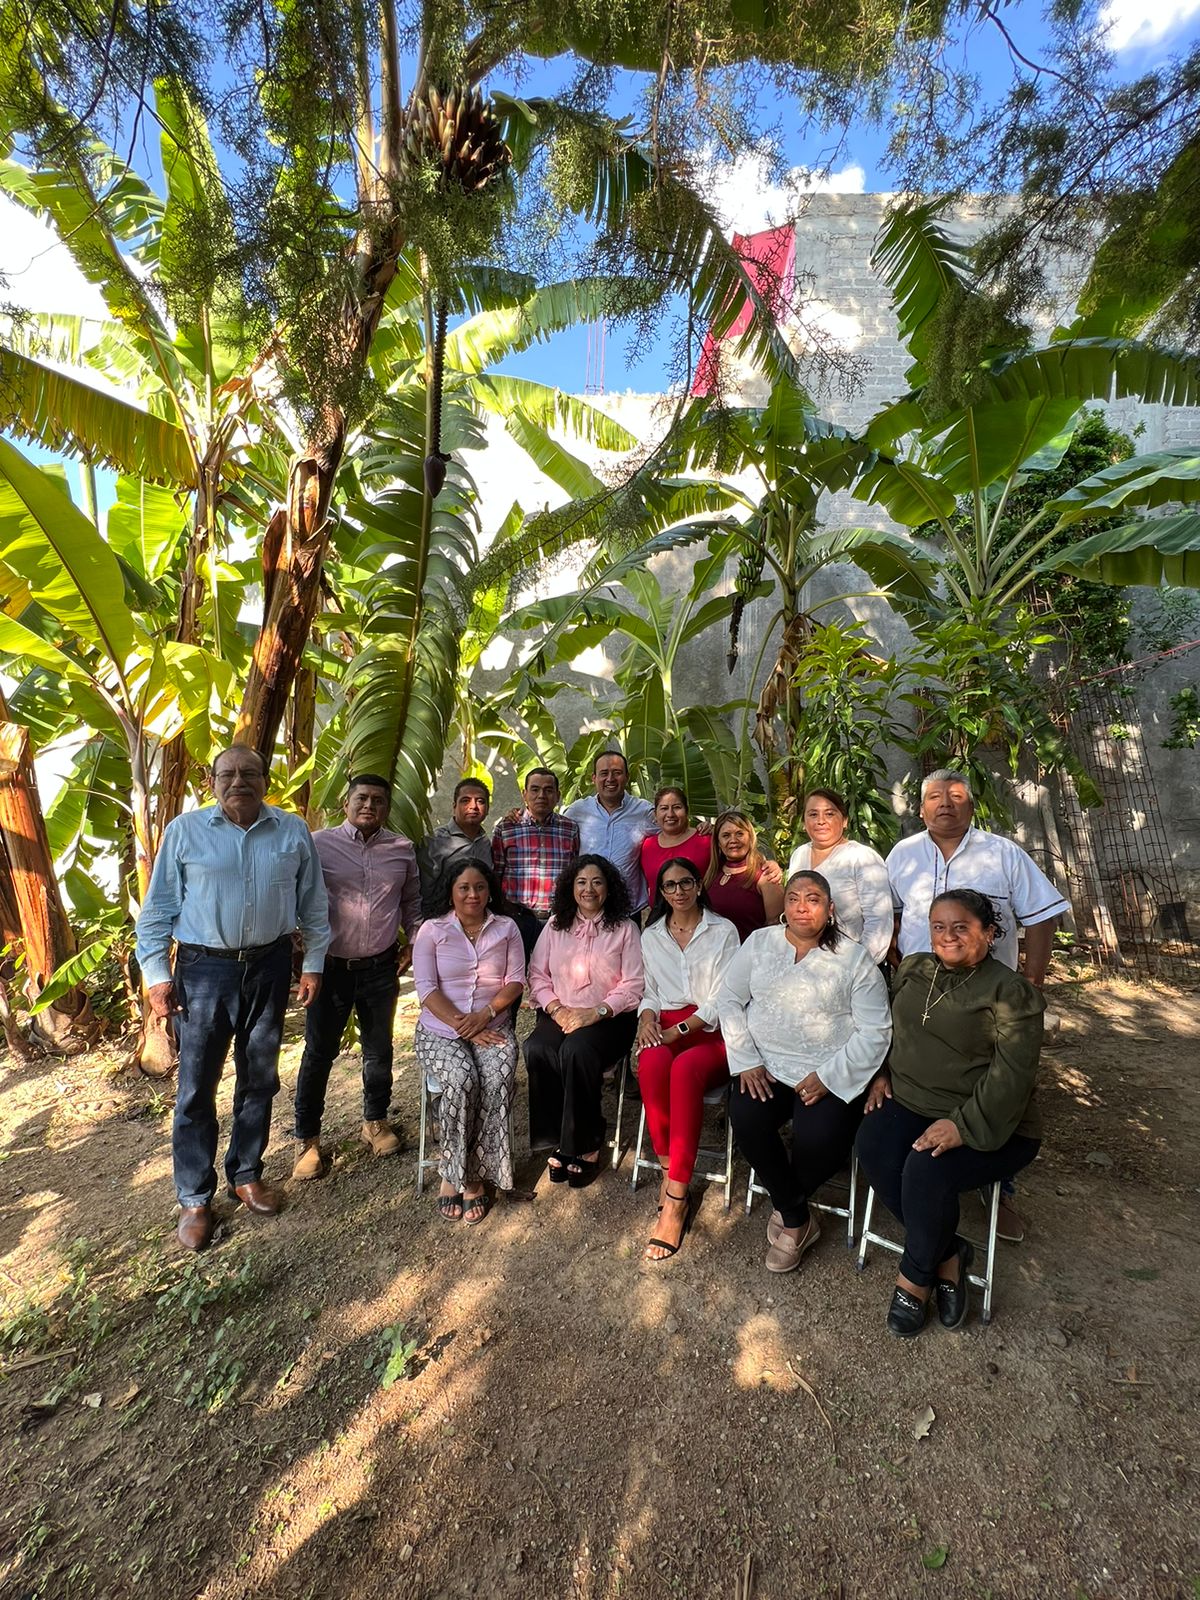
[136,746,330,1251]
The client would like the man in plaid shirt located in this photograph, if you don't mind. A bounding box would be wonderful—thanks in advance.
[492,767,580,958]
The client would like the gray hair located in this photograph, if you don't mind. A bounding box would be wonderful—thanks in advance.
[920,768,973,802]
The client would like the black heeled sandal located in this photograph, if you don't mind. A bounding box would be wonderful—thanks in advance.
[645,1188,694,1260]
[547,1151,569,1184]
[566,1120,606,1189]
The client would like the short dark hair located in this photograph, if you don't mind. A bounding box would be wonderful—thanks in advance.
[453,777,491,803]
[348,772,392,798]
[434,857,506,918]
[782,869,842,951]
[646,856,713,928]
[803,787,848,818]
[592,749,628,775]
[212,744,267,778]
[653,785,688,812]
[549,853,631,931]
[523,766,559,789]
[929,889,1002,939]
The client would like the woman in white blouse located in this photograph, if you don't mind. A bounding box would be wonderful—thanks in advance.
[720,869,892,1273]
[636,858,741,1261]
[787,789,894,966]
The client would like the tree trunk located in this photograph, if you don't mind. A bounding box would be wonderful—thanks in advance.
[0,722,96,1054]
[287,664,318,823]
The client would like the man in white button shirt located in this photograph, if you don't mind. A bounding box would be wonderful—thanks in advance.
[886,768,1070,1241]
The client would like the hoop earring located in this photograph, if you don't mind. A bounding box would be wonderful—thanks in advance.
[779,913,787,924]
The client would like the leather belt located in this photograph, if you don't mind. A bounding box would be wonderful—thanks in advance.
[178,936,290,963]
[325,943,399,971]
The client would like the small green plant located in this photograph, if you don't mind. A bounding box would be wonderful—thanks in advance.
[173,1318,246,1411]
[368,1323,419,1389]
[153,1257,259,1327]
[1163,685,1200,750]
[0,1295,53,1359]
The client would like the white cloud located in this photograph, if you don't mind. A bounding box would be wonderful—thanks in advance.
[0,195,108,318]
[700,149,866,237]
[1098,0,1200,50]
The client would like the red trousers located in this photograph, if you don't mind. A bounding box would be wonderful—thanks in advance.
[637,1005,730,1184]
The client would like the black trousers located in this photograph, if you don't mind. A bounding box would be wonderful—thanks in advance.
[729,1080,864,1229]
[523,1009,636,1156]
[293,954,399,1137]
[854,1096,1040,1287]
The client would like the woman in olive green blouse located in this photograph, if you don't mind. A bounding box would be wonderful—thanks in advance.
[855,889,1043,1338]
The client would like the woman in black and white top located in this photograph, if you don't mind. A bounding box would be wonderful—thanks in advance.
[636,857,740,1261]
[719,870,891,1275]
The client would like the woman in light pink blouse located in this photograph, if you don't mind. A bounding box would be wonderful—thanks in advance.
[526,854,644,1188]
[412,860,526,1224]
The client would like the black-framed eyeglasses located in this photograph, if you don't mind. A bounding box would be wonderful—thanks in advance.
[662,878,697,892]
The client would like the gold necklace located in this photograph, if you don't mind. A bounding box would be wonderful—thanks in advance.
[921,963,976,1025]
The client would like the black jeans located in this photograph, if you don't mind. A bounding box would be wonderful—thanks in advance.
[172,940,292,1207]
[293,955,399,1137]
[523,1009,637,1156]
[508,904,547,965]
[854,1096,1040,1287]
[729,1079,865,1228]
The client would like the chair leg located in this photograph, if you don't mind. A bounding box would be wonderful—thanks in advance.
[632,1104,647,1192]
[856,1183,876,1271]
[981,1180,1000,1325]
[723,1114,733,1212]
[611,1058,627,1170]
[745,1166,757,1216]
[416,1081,428,1197]
[845,1154,859,1250]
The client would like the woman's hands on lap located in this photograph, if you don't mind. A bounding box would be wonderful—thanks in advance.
[796,1071,827,1107]
[738,1065,776,1100]
[912,1118,963,1156]
[864,1073,892,1113]
[455,1008,495,1040]
[557,1005,599,1034]
[637,1013,663,1049]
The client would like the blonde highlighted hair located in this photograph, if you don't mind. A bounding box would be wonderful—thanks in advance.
[704,808,767,888]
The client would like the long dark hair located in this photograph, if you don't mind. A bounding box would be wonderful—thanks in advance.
[434,857,506,918]
[782,869,842,951]
[548,853,631,931]
[929,889,1002,940]
[645,856,714,929]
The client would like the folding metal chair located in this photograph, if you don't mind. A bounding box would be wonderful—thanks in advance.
[855,1178,1002,1324]
[744,1156,860,1249]
[415,1069,516,1196]
[628,1074,735,1210]
[607,1053,632,1169]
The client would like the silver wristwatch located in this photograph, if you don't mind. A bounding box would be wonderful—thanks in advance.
[596,1003,612,1019]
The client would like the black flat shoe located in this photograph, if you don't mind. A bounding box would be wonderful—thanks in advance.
[935,1240,975,1329]
[887,1286,929,1339]
[547,1151,569,1183]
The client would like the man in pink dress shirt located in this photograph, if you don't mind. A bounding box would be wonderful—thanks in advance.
[292,774,422,1177]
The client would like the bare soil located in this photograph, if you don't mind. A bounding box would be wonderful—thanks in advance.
[1,972,1199,1600]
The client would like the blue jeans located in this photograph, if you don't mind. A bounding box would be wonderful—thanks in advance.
[172,941,292,1208]
[293,955,399,1136]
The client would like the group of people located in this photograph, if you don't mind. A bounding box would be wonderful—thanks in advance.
[136,746,1067,1338]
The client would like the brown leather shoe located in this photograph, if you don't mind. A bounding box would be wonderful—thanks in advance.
[228,1180,282,1216]
[177,1205,214,1252]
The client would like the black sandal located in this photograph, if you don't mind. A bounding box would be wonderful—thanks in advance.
[437,1192,463,1221]
[547,1151,569,1183]
[463,1192,490,1226]
[567,1120,606,1189]
[645,1189,693,1260]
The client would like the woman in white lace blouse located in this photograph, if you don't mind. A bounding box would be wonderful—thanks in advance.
[719,870,892,1274]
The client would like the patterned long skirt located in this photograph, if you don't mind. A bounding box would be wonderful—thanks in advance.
[414,1023,516,1191]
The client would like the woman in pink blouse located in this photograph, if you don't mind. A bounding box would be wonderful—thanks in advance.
[412,860,526,1224]
[526,854,644,1187]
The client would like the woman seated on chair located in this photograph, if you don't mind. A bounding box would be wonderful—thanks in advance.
[855,889,1043,1338]
[704,809,783,942]
[525,854,643,1188]
[719,870,891,1274]
[636,857,741,1261]
[411,860,525,1225]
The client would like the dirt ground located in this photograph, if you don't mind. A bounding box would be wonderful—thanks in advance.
[1,969,1199,1600]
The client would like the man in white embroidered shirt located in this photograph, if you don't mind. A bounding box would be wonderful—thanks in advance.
[886,767,1070,1241]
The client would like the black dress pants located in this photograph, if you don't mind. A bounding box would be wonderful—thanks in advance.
[523,1009,636,1156]
[854,1096,1039,1286]
[729,1079,864,1229]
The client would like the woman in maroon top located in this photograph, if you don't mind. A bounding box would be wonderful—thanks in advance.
[704,810,783,942]
[640,787,713,906]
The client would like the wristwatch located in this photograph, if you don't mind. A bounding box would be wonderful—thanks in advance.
[676,1019,690,1035]
[596,1003,612,1019]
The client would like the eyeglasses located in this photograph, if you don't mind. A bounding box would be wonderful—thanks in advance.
[661,878,697,893]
